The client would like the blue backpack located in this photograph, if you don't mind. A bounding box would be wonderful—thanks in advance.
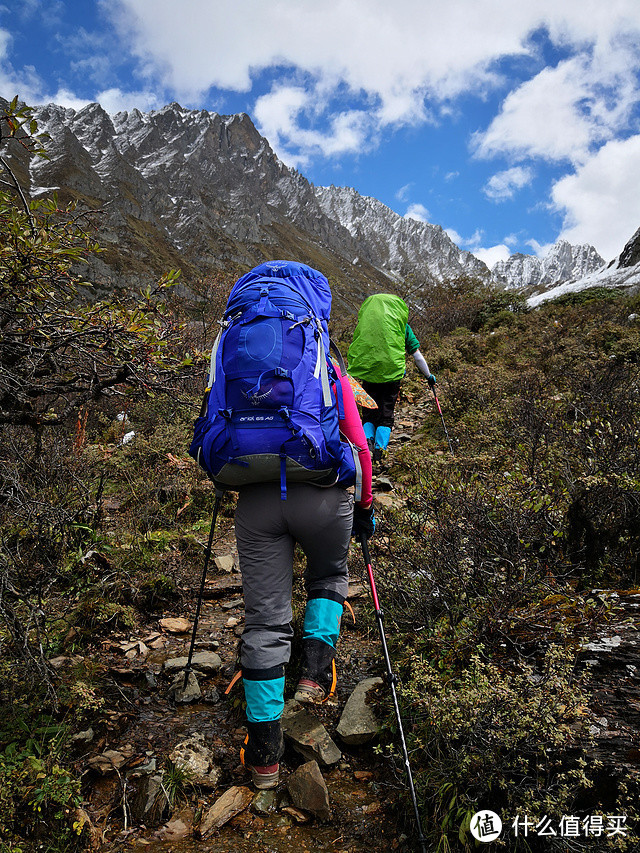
[189,260,361,500]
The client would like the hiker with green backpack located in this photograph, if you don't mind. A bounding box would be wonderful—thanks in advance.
[189,260,374,790]
[347,293,436,463]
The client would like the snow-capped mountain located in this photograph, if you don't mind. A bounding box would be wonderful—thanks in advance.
[3,97,630,303]
[491,241,605,290]
[315,185,488,282]
[528,228,640,306]
[16,99,490,298]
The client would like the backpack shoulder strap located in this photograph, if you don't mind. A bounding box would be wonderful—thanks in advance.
[207,325,224,388]
[329,338,347,375]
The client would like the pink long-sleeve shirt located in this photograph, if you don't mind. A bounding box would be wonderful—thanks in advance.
[334,366,373,508]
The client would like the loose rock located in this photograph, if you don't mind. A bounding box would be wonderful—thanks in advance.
[281,700,341,766]
[169,733,221,788]
[162,650,222,675]
[85,746,134,774]
[131,773,170,827]
[286,760,331,820]
[159,617,191,633]
[251,789,278,815]
[198,785,254,837]
[214,554,235,573]
[167,671,202,704]
[337,677,384,745]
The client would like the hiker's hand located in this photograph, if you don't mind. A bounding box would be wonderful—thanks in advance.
[427,373,436,388]
[352,504,375,539]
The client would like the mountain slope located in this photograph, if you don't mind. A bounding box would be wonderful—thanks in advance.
[5,99,489,298]
[2,97,625,304]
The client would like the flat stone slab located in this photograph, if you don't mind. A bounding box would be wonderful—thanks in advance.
[198,786,253,837]
[282,700,341,766]
[162,650,222,675]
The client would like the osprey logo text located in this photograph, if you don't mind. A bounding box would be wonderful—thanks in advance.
[238,414,276,423]
[470,811,503,843]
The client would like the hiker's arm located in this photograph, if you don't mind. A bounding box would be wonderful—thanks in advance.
[412,349,434,380]
[336,370,373,508]
[404,324,436,385]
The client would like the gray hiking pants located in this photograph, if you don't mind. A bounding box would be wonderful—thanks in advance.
[235,482,353,672]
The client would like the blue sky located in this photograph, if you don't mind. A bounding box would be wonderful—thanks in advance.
[2,0,640,266]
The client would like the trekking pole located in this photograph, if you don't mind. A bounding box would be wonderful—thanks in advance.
[359,534,428,853]
[182,489,224,691]
[429,383,454,455]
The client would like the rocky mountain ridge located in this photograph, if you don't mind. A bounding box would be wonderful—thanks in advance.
[314,184,489,282]
[528,227,640,306]
[3,97,634,303]
[492,241,605,290]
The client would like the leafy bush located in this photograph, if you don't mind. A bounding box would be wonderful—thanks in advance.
[0,712,83,851]
[367,287,640,850]
[0,100,193,701]
[402,646,594,850]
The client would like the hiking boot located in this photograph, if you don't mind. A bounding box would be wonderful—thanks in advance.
[295,638,337,704]
[294,677,328,704]
[240,719,284,790]
[372,446,383,464]
[245,761,280,790]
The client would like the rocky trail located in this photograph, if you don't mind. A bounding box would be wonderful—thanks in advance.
[53,391,640,852]
[56,399,434,853]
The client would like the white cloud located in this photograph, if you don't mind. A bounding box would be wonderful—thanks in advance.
[526,238,554,257]
[47,88,91,110]
[106,0,640,164]
[0,26,42,104]
[474,44,640,166]
[551,134,640,261]
[484,165,533,201]
[445,228,463,245]
[106,0,529,114]
[253,84,371,164]
[396,183,412,202]
[447,225,511,267]
[472,244,511,268]
[96,87,163,115]
[404,203,430,222]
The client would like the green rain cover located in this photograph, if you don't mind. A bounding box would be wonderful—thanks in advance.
[347,294,409,383]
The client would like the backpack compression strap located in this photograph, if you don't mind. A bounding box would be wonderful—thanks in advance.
[314,320,333,407]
